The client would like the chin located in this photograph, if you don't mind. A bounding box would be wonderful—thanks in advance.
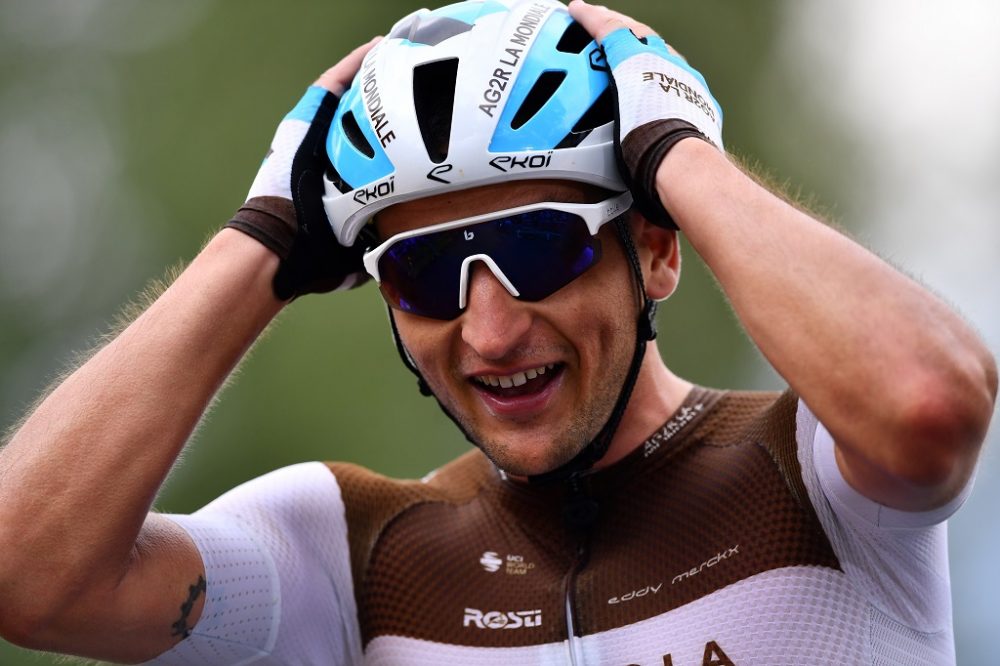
[476,434,584,478]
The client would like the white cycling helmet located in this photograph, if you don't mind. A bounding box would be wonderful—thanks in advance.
[323,0,625,246]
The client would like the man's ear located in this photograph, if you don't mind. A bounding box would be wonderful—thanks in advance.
[633,214,681,301]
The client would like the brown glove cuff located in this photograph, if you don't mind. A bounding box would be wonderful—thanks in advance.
[225,196,297,260]
[621,119,710,230]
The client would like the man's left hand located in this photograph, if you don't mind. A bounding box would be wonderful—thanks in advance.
[568,0,723,228]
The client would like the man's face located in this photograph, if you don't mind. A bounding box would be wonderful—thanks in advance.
[375,181,639,476]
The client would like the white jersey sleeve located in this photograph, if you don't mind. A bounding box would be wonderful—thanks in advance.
[145,462,361,666]
[796,400,975,665]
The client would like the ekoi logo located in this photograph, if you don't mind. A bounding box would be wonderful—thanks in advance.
[463,608,542,630]
[489,152,552,172]
[352,176,395,204]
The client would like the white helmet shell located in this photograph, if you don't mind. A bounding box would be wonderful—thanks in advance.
[323,0,625,246]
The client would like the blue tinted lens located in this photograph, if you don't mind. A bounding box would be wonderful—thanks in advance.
[378,233,466,319]
[376,209,602,320]
[493,211,602,302]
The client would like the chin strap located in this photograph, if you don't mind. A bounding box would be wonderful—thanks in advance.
[385,212,657,487]
[387,304,483,452]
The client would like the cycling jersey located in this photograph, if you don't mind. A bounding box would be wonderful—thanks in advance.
[151,388,969,665]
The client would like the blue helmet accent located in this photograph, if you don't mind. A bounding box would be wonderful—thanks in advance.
[327,73,395,190]
[490,11,606,152]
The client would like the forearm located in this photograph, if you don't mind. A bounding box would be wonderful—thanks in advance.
[0,229,283,616]
[659,138,996,507]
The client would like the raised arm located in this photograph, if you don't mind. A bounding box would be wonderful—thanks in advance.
[0,232,281,661]
[568,0,997,511]
[0,40,375,662]
[659,139,996,511]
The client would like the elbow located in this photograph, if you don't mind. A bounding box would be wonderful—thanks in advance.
[0,595,57,651]
[0,563,60,650]
[0,537,83,651]
[884,358,996,498]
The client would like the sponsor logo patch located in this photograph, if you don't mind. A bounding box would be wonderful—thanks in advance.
[479,551,503,572]
[643,403,704,458]
[671,545,740,585]
[489,152,552,172]
[608,582,663,605]
[479,550,536,575]
[352,176,395,204]
[463,608,542,629]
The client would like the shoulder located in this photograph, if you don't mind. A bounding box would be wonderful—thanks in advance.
[196,461,344,521]
[325,450,496,594]
[326,448,492,511]
[687,388,810,510]
[690,387,797,447]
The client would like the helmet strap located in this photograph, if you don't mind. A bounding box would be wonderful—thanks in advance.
[386,305,482,449]
[527,214,656,484]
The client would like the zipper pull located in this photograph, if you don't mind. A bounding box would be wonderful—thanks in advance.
[563,475,599,531]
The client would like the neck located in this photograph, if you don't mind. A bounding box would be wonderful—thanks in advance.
[592,343,692,470]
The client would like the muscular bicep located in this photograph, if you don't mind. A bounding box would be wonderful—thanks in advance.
[18,513,206,664]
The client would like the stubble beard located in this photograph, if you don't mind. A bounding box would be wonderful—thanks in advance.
[433,332,635,477]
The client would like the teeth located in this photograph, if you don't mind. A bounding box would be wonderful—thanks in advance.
[475,364,556,389]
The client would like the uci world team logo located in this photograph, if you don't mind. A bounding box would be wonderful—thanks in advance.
[480,551,503,572]
[479,550,535,575]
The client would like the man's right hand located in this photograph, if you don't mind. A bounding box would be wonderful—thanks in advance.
[227,37,380,300]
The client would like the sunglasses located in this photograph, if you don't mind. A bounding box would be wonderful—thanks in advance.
[363,191,633,320]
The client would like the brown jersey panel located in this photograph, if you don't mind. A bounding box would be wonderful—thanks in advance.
[575,390,840,633]
[344,387,840,648]
[326,453,489,623]
[361,483,573,647]
[745,390,816,516]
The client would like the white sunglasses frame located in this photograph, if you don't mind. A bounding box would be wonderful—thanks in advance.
[362,191,634,311]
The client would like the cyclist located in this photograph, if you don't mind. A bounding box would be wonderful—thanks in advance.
[0,1,995,664]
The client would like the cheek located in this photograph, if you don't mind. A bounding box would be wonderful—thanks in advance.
[393,313,459,383]
[555,263,637,360]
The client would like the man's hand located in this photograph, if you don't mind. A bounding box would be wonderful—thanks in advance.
[577,2,996,512]
[568,0,722,228]
[227,37,380,300]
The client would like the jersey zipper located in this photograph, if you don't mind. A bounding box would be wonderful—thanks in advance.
[562,476,597,666]
[563,536,589,665]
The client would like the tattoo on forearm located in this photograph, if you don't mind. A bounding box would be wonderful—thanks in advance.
[171,574,207,639]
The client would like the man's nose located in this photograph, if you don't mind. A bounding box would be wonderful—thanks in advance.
[460,261,532,360]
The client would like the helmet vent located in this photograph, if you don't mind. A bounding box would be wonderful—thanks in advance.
[325,161,353,194]
[341,110,376,159]
[413,58,459,164]
[555,21,593,54]
[511,70,567,130]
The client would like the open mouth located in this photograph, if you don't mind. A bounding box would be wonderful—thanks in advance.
[471,363,563,398]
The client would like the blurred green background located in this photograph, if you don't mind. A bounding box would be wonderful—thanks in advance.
[1,1,997,663]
